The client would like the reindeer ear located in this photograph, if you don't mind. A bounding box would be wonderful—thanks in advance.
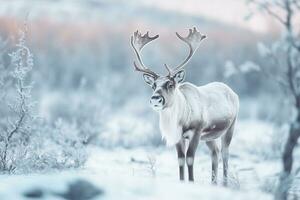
[143,73,156,87]
[173,70,185,83]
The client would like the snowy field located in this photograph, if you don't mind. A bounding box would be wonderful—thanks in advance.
[0,120,290,200]
[0,1,300,200]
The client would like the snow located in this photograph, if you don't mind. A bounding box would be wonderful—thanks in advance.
[0,171,271,200]
[0,120,280,199]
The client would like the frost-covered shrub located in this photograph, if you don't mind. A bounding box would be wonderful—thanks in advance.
[0,27,36,173]
[224,60,260,79]
[251,127,286,160]
[97,98,162,148]
[0,114,88,173]
[41,84,162,148]
[17,119,87,172]
[99,112,157,148]
[40,80,109,146]
[0,25,88,173]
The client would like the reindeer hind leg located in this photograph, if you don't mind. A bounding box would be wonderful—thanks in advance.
[206,140,219,184]
[221,118,236,186]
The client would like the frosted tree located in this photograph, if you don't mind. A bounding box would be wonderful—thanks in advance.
[0,24,35,173]
[248,0,300,199]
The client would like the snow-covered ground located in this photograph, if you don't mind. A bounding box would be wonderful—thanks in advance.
[0,120,292,199]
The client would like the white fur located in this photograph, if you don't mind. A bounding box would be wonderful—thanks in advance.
[186,157,194,165]
[158,82,239,146]
[178,158,185,166]
[159,87,191,146]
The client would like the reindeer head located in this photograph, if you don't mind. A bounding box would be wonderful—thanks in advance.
[131,27,206,111]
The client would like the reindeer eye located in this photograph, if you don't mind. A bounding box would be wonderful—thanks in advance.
[167,82,174,89]
[152,83,156,90]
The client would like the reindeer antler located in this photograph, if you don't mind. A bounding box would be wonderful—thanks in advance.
[131,31,159,78]
[168,27,206,75]
[131,28,206,78]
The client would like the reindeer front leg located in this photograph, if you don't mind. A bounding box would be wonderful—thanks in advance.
[176,140,186,181]
[186,133,200,182]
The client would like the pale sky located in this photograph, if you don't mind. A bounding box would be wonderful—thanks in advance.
[128,0,272,33]
[0,0,276,34]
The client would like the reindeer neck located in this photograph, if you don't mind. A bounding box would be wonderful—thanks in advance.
[158,88,190,146]
[159,87,189,125]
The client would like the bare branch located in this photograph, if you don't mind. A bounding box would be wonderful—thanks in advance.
[293,43,300,51]
[286,47,298,99]
[291,0,300,9]
[274,0,286,9]
[249,0,287,25]
[264,3,287,25]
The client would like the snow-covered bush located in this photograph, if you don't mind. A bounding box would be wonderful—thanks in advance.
[40,82,162,148]
[146,154,157,177]
[0,25,88,173]
[224,60,260,79]
[0,27,36,173]
[40,78,110,146]
[17,118,87,172]
[97,97,162,148]
[99,112,158,148]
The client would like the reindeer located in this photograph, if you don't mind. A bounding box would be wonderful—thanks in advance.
[130,27,239,185]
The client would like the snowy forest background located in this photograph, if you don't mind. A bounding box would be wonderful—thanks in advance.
[0,0,300,200]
